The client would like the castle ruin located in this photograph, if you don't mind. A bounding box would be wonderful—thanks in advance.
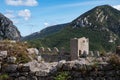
[70,37,89,60]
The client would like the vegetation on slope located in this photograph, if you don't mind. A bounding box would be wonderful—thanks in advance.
[27,26,120,52]
[26,5,120,53]
[0,40,31,63]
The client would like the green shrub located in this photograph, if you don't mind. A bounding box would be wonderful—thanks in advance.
[0,74,9,80]
[54,71,71,80]
[0,40,31,63]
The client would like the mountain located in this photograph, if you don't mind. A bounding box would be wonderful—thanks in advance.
[0,13,21,40]
[22,23,69,40]
[25,5,120,52]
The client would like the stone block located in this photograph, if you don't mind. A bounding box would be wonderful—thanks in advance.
[56,60,66,69]
[94,51,100,57]
[19,72,29,76]
[9,72,20,78]
[0,57,3,62]
[116,70,120,76]
[27,76,38,80]
[62,62,74,71]
[0,51,7,58]
[89,51,94,57]
[7,56,16,63]
[17,76,26,80]
[18,65,30,72]
[35,71,49,77]
[36,56,42,62]
[3,64,17,73]
[0,63,1,70]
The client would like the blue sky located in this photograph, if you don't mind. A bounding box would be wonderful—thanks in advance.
[0,0,120,36]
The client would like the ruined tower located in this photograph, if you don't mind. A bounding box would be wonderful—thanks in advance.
[70,37,89,60]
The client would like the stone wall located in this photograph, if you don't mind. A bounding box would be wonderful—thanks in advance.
[0,49,120,80]
[0,62,120,80]
[41,54,70,62]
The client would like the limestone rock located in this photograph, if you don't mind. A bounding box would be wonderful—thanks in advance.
[0,63,1,70]
[18,65,30,72]
[35,70,49,77]
[39,47,45,54]
[0,51,7,58]
[56,60,66,69]
[17,76,26,80]
[53,47,59,53]
[94,51,100,57]
[7,56,16,63]
[36,56,42,62]
[27,48,39,55]
[3,64,17,73]
[27,76,38,80]
[0,13,21,40]
[89,51,94,57]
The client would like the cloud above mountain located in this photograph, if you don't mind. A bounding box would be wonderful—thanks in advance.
[18,9,31,20]
[113,5,120,10]
[5,0,38,6]
[44,22,50,27]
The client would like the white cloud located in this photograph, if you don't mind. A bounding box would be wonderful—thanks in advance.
[113,5,120,10]
[5,0,38,6]
[18,9,31,20]
[4,10,15,18]
[44,22,49,27]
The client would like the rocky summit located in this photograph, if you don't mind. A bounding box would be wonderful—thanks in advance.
[24,5,120,52]
[0,13,21,40]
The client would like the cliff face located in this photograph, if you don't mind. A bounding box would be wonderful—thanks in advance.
[0,13,21,40]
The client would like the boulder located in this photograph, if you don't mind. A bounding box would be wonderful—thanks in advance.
[24,60,41,72]
[35,70,49,77]
[0,63,1,70]
[27,76,38,80]
[9,72,20,78]
[62,61,75,70]
[46,47,52,53]
[39,47,45,54]
[53,47,59,53]
[7,56,16,63]
[89,51,94,57]
[18,65,30,72]
[0,51,7,58]
[94,51,100,57]
[27,48,39,55]
[56,60,66,69]
[17,76,26,80]
[36,56,42,62]
[0,57,2,62]
[3,64,17,73]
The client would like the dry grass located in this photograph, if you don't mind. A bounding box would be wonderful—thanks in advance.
[108,54,120,65]
[0,40,31,63]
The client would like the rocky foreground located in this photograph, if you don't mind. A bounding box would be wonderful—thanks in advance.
[0,41,120,80]
[0,54,120,80]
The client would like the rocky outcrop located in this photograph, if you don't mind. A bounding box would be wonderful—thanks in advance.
[0,13,21,40]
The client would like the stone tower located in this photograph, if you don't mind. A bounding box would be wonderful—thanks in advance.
[70,37,89,60]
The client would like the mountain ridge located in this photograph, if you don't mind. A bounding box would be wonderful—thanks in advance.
[22,23,69,40]
[0,13,21,40]
[24,5,120,52]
